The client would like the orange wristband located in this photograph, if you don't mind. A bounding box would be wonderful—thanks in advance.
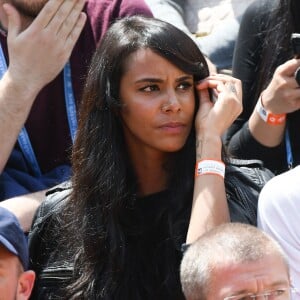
[256,95,286,125]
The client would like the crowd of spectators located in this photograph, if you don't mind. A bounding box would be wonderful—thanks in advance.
[0,0,299,299]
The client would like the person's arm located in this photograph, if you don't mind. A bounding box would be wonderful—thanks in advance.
[0,190,46,232]
[225,0,293,173]
[0,0,86,172]
[186,74,242,243]
[248,59,300,146]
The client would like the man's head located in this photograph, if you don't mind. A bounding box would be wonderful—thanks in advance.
[1,0,48,18]
[0,207,35,300]
[0,0,48,32]
[180,223,292,300]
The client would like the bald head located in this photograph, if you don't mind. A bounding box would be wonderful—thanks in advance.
[180,223,289,300]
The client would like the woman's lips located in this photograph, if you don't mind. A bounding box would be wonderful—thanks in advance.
[159,122,186,134]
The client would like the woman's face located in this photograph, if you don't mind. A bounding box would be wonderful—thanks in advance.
[119,48,196,155]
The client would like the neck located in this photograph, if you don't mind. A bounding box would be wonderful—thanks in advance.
[129,148,169,197]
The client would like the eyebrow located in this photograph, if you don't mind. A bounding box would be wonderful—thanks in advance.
[228,280,290,296]
[135,75,193,84]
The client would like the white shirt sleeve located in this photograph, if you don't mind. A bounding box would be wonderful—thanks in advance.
[257,166,300,297]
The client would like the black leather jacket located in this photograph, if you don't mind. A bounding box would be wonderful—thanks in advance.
[28,182,73,300]
[28,159,274,299]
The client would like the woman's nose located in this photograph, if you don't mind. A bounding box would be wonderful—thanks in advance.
[161,90,181,113]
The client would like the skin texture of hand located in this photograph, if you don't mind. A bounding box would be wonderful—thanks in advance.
[262,58,300,114]
[195,74,243,137]
[4,0,87,96]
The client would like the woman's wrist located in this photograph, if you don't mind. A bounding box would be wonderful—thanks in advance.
[195,134,222,161]
[195,159,225,178]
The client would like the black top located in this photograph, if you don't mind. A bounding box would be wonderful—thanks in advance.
[29,185,188,299]
[225,0,300,174]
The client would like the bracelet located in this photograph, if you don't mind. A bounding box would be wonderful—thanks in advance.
[195,159,225,178]
[256,95,286,125]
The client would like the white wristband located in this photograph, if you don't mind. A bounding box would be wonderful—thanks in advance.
[195,159,225,178]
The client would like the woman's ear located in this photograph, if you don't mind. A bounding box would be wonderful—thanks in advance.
[17,270,36,300]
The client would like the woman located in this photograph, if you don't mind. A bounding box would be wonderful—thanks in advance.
[225,0,300,174]
[29,16,242,299]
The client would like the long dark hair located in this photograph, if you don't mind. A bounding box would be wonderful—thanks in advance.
[255,0,300,99]
[63,16,209,299]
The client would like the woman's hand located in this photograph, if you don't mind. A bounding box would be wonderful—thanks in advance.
[262,58,300,114]
[187,73,242,242]
[195,74,243,137]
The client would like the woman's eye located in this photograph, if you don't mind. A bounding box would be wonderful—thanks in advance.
[177,81,193,90]
[140,85,159,92]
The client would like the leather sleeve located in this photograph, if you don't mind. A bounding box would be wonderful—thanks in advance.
[28,182,72,299]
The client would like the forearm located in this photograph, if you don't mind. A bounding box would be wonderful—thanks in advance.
[187,74,242,243]
[186,134,229,243]
[0,189,46,232]
[0,0,86,172]
[0,71,38,172]
[248,106,285,147]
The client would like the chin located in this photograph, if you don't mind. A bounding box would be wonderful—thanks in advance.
[161,141,186,153]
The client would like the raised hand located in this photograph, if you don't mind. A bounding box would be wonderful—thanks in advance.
[261,58,300,114]
[195,74,243,137]
[4,0,87,97]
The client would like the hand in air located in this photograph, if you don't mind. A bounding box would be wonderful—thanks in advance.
[195,74,242,137]
[261,58,300,114]
[4,0,87,96]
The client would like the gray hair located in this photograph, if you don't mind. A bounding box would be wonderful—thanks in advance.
[180,223,289,300]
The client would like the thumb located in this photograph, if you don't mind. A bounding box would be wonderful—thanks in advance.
[3,3,21,40]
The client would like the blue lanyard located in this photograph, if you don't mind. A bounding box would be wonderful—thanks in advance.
[63,62,77,144]
[285,124,293,169]
[0,45,77,177]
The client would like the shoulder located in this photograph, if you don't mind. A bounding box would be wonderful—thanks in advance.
[85,0,152,18]
[32,181,71,225]
[258,167,300,224]
[84,0,152,44]
[28,182,73,297]
[224,159,274,225]
[244,0,278,17]
[29,181,72,248]
[258,166,300,228]
[241,0,278,29]
[257,168,300,259]
[225,159,274,189]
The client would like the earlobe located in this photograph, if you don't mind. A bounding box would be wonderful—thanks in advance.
[17,270,36,299]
